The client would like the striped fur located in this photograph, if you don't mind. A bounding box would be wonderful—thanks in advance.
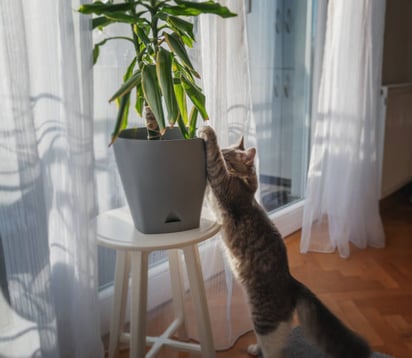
[198,126,372,358]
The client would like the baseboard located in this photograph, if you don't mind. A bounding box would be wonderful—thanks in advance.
[269,200,304,238]
[381,176,412,199]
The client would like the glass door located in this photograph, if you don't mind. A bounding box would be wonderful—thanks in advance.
[246,0,315,213]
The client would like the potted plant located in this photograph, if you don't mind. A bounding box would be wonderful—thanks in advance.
[79,0,236,234]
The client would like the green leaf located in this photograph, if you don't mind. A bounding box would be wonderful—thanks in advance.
[156,48,179,125]
[164,32,199,77]
[142,64,166,132]
[188,106,199,138]
[93,45,100,65]
[92,16,113,30]
[110,92,131,146]
[163,1,237,18]
[135,84,145,117]
[135,25,151,47]
[172,55,205,85]
[103,11,137,24]
[124,57,137,81]
[163,16,194,47]
[173,79,188,124]
[175,61,203,91]
[181,76,208,120]
[177,114,190,139]
[166,16,195,41]
[78,2,135,15]
[108,57,138,102]
[109,71,141,102]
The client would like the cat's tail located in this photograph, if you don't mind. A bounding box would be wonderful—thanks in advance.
[295,281,372,358]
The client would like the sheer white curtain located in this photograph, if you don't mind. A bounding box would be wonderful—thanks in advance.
[198,0,257,150]
[301,0,386,258]
[0,0,104,356]
[186,0,258,349]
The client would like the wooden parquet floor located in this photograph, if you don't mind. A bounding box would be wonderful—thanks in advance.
[110,186,412,357]
[285,188,412,358]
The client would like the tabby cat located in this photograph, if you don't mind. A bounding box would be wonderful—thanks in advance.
[198,126,371,358]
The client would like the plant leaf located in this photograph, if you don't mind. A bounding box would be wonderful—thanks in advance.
[181,76,208,120]
[142,64,165,132]
[93,45,100,65]
[166,16,195,41]
[109,71,141,102]
[188,106,199,138]
[135,84,145,117]
[78,2,136,15]
[124,57,137,80]
[173,60,196,83]
[173,79,188,125]
[135,25,151,47]
[110,92,131,146]
[92,16,114,30]
[156,48,179,125]
[163,1,237,18]
[177,114,190,139]
[164,32,199,77]
[163,16,194,47]
[103,11,137,24]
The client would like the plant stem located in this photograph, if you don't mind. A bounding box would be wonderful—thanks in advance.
[146,0,160,139]
[144,105,161,140]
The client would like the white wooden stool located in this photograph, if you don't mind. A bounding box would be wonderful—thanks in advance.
[95,207,220,358]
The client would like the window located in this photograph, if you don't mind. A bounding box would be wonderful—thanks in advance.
[247,0,315,214]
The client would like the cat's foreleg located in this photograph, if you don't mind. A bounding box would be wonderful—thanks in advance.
[251,320,292,358]
[198,126,230,197]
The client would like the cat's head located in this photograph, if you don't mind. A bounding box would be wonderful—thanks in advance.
[221,136,256,179]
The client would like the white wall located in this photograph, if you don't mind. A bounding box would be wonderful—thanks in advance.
[380,84,412,198]
[379,0,412,197]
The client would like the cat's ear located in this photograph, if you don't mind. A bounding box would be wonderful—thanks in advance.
[237,136,245,150]
[245,147,256,166]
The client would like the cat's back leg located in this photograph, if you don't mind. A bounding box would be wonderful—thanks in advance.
[247,343,261,356]
[249,320,292,358]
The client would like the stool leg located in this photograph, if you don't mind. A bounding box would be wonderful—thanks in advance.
[129,250,149,358]
[183,245,215,358]
[167,250,188,340]
[109,251,130,358]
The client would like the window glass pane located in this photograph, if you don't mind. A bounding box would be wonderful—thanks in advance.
[246,0,315,212]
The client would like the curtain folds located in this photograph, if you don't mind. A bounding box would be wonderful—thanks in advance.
[301,0,386,258]
[195,0,257,348]
[1,0,256,355]
[0,0,104,357]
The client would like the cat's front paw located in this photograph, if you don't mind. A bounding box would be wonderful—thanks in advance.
[198,125,217,142]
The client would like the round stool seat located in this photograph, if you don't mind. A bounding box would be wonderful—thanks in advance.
[96,206,220,251]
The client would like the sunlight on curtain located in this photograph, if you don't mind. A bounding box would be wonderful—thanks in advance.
[0,0,104,356]
[301,0,386,258]
[194,0,257,348]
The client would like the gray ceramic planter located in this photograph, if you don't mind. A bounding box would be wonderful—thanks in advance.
[113,127,206,234]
